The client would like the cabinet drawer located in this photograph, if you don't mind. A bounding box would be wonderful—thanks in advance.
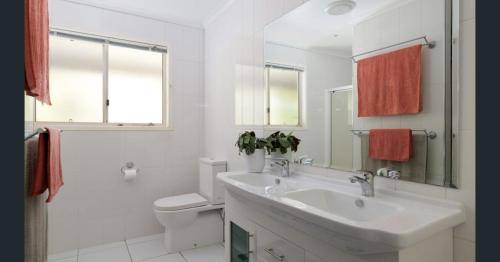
[256,225,305,262]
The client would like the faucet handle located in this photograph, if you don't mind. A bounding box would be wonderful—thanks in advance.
[349,175,366,183]
[355,170,374,179]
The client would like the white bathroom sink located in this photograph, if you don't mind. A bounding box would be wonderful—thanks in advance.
[227,173,279,187]
[217,171,465,252]
[283,188,399,222]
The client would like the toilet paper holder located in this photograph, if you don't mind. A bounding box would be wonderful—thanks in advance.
[121,161,138,173]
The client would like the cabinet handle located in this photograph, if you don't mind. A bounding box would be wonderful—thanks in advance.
[264,248,285,261]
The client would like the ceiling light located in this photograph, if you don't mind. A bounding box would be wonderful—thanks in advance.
[325,0,356,16]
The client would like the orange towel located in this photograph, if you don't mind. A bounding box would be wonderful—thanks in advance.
[31,128,63,203]
[357,45,422,117]
[25,0,51,105]
[368,129,413,162]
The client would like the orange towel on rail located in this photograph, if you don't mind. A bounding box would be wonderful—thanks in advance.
[368,129,413,162]
[357,45,422,117]
[31,128,63,203]
[25,0,51,105]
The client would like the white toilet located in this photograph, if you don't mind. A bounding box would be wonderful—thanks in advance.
[153,158,226,253]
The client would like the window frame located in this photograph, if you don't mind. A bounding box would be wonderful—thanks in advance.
[30,29,170,131]
[264,63,304,128]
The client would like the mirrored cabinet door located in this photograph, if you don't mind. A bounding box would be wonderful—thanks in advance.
[230,222,254,262]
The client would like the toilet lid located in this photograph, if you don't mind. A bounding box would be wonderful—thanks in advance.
[154,193,208,211]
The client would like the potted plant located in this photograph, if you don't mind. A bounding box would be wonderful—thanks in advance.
[265,131,301,160]
[236,131,270,173]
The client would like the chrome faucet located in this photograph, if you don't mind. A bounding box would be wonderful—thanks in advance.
[270,158,290,177]
[376,167,401,179]
[295,155,314,166]
[349,170,375,197]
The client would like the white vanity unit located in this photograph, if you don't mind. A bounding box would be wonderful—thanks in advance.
[217,171,465,262]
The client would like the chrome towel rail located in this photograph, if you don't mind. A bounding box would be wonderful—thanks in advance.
[24,128,63,141]
[351,129,437,139]
[351,36,436,63]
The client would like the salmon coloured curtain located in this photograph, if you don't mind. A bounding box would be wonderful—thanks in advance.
[25,0,51,105]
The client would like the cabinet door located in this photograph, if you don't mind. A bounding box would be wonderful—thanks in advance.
[256,226,305,262]
[230,220,257,262]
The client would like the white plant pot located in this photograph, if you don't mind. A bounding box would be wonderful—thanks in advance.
[244,149,265,173]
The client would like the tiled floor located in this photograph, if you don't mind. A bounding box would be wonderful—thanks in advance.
[48,234,224,262]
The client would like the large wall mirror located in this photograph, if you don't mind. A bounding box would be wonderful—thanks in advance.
[264,0,458,187]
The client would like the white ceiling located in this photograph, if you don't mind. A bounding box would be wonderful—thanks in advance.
[265,0,402,56]
[67,0,232,28]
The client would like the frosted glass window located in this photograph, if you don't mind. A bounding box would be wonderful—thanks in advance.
[28,32,169,128]
[36,35,104,123]
[267,67,301,126]
[108,45,163,124]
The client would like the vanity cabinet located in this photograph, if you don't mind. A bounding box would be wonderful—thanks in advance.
[224,189,453,262]
[228,218,305,262]
[256,225,305,262]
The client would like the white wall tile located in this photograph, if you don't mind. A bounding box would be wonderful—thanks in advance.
[395,180,447,198]
[453,238,475,262]
[460,0,475,21]
[399,0,423,40]
[447,188,475,242]
[379,9,400,47]
[48,0,204,253]
[459,19,475,131]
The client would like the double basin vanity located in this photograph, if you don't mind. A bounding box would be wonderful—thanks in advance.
[217,170,465,262]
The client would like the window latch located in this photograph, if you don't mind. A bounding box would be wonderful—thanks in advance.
[106,99,110,106]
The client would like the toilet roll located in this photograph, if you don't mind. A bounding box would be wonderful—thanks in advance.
[122,168,138,181]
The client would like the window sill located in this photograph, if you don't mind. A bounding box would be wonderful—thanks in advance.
[263,125,307,131]
[33,123,174,131]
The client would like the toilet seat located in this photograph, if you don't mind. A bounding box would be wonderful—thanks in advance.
[154,193,208,211]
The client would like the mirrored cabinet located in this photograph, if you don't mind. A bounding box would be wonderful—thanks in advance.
[230,222,253,262]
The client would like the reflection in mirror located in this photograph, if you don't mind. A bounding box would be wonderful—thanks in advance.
[265,65,302,126]
[329,87,353,171]
[264,0,454,187]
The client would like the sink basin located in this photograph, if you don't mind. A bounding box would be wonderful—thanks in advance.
[228,173,279,187]
[217,171,465,251]
[283,189,398,222]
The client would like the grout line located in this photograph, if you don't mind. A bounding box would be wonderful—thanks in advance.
[124,240,134,262]
[179,251,189,262]
[453,236,475,243]
[125,234,164,246]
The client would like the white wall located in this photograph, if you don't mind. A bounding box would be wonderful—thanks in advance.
[47,0,205,254]
[204,0,475,261]
[264,42,352,165]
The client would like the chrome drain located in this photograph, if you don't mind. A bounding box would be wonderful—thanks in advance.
[355,199,364,208]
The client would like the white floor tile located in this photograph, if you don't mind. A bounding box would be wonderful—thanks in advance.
[128,238,168,262]
[48,256,77,262]
[48,249,77,261]
[141,253,186,262]
[78,245,131,262]
[180,244,224,262]
[126,233,164,245]
[79,240,127,255]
